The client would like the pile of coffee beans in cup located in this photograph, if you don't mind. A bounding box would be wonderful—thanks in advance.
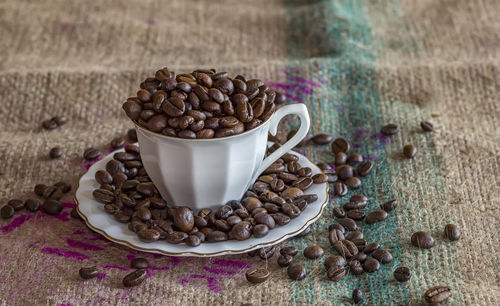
[91,142,325,246]
[122,68,285,139]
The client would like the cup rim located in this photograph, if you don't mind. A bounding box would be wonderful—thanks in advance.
[133,115,272,142]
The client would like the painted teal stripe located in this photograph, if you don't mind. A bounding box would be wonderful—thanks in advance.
[283,0,409,304]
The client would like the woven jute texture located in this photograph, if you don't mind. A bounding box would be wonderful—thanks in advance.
[0,0,499,305]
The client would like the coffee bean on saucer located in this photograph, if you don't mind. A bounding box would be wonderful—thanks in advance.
[172,207,194,232]
[381,124,398,135]
[252,224,269,238]
[327,264,345,282]
[93,189,115,204]
[363,258,380,273]
[34,184,47,197]
[380,199,398,212]
[411,231,435,249]
[394,266,411,282]
[1,205,15,219]
[123,269,147,287]
[42,199,62,215]
[304,245,324,259]
[365,210,388,224]
[25,199,41,212]
[84,148,101,160]
[138,229,160,242]
[312,133,333,145]
[287,263,306,280]
[424,286,451,304]
[420,121,434,132]
[278,254,293,267]
[312,173,328,184]
[95,170,113,185]
[372,248,393,264]
[8,199,25,211]
[111,137,125,149]
[352,289,363,304]
[280,245,298,257]
[131,258,149,269]
[444,224,460,241]
[245,267,270,283]
[331,138,350,154]
[49,147,63,159]
[403,144,417,158]
[79,266,98,279]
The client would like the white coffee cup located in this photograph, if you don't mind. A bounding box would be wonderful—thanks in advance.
[136,103,310,211]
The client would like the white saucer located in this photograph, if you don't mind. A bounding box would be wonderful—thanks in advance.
[75,147,329,257]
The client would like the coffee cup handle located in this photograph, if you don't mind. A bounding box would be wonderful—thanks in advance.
[250,103,311,186]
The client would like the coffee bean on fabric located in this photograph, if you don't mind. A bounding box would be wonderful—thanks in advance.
[381,124,398,135]
[343,201,367,211]
[42,199,62,215]
[1,205,15,219]
[8,199,25,211]
[312,133,333,145]
[365,210,388,224]
[333,182,348,197]
[131,258,149,269]
[351,252,367,263]
[420,121,434,132]
[324,256,346,270]
[345,177,361,189]
[394,266,411,282]
[363,242,380,254]
[329,229,345,245]
[424,286,451,304]
[79,266,98,279]
[345,231,363,241]
[347,153,363,164]
[363,258,380,273]
[304,245,324,259]
[34,184,47,197]
[278,255,293,267]
[327,264,345,282]
[357,161,373,176]
[245,267,270,283]
[280,245,299,257]
[380,199,398,212]
[444,224,460,241]
[49,147,63,159]
[372,248,393,264]
[258,245,277,260]
[331,138,350,154]
[352,289,363,304]
[123,269,147,287]
[287,263,307,280]
[83,148,101,160]
[348,259,363,275]
[338,218,357,231]
[332,207,346,218]
[43,185,63,200]
[346,209,365,221]
[332,240,358,258]
[25,199,41,212]
[411,231,435,249]
[403,144,417,158]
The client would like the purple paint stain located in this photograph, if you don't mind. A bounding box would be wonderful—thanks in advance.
[62,202,76,209]
[212,259,251,269]
[353,142,363,149]
[363,155,379,161]
[126,254,136,261]
[66,238,104,251]
[179,279,189,285]
[1,215,32,233]
[60,303,72,306]
[40,247,89,261]
[103,264,132,271]
[371,132,391,144]
[51,211,71,222]
[149,266,170,271]
[189,274,221,292]
[168,256,181,265]
[203,266,238,275]
[28,241,41,248]
[353,128,369,139]
[288,76,321,87]
[83,156,102,169]
[96,272,106,280]
[146,18,156,25]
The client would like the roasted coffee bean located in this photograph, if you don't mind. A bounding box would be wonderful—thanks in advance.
[363,242,380,254]
[329,229,345,245]
[42,199,62,215]
[363,258,380,273]
[128,129,138,141]
[332,207,346,218]
[280,245,298,257]
[34,184,47,197]
[43,185,63,200]
[333,182,348,197]
[345,231,363,241]
[287,161,301,174]
[327,264,346,282]
[123,269,147,287]
[93,189,115,204]
[263,163,286,175]
[347,153,363,164]
[135,207,152,222]
[226,215,242,226]
[304,245,324,259]
[54,181,71,194]
[245,267,270,283]
[444,224,460,241]
[114,211,131,223]
[287,263,306,280]
[331,138,351,154]
[138,229,160,242]
[296,194,318,203]
[312,133,333,145]
[352,289,363,304]
[337,165,354,180]
[351,252,367,263]
[403,144,417,158]
[343,201,367,211]
[424,286,451,304]
[347,209,365,221]
[357,161,373,176]
[254,213,275,229]
[172,207,194,232]
[25,199,41,212]
[214,219,231,232]
[42,118,59,130]
[164,231,187,244]
[292,177,313,191]
[281,203,301,219]
[328,223,345,234]
[111,137,125,149]
[231,221,252,240]
[214,78,234,95]
[278,254,293,267]
[372,248,393,264]
[206,230,228,242]
[281,188,303,200]
[381,199,398,212]
[131,258,149,269]
[338,218,357,231]
[106,160,126,176]
[196,129,215,139]
[49,147,63,159]
[312,173,328,184]
[215,205,233,219]
[421,121,434,132]
[332,240,358,258]
[243,197,263,212]
[123,100,143,120]
[1,205,15,219]
[381,124,398,136]
[394,266,411,282]
[79,266,98,279]
[349,259,364,275]
[8,199,25,211]
[185,235,201,247]
[411,231,435,249]
[258,245,277,259]
[252,224,269,238]
[84,148,101,160]
[351,238,367,252]
[365,209,388,224]
[324,256,346,270]
[297,167,312,177]
[345,177,361,189]
[335,152,347,165]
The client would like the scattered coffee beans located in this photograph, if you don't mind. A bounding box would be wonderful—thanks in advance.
[277,255,293,267]
[327,264,345,282]
[424,286,451,304]
[394,266,411,282]
[380,199,397,212]
[381,124,398,136]
[42,116,68,130]
[303,245,324,259]
[34,184,47,197]
[25,199,41,212]
[420,121,434,132]
[411,231,435,249]
[363,258,380,273]
[312,133,333,145]
[352,289,363,304]
[444,224,460,241]
[280,245,299,257]
[131,258,149,269]
[1,205,15,219]
[365,210,388,224]
[123,269,147,287]
[49,147,63,159]
[287,263,307,280]
[403,144,417,158]
[324,256,346,270]
[8,199,25,211]
[42,200,62,215]
[79,266,98,279]
[371,248,393,264]
[84,148,101,160]
[331,138,350,154]
[245,267,270,283]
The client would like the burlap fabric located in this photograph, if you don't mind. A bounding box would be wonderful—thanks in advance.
[0,0,499,304]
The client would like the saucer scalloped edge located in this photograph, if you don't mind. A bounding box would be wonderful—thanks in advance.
[75,146,329,257]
